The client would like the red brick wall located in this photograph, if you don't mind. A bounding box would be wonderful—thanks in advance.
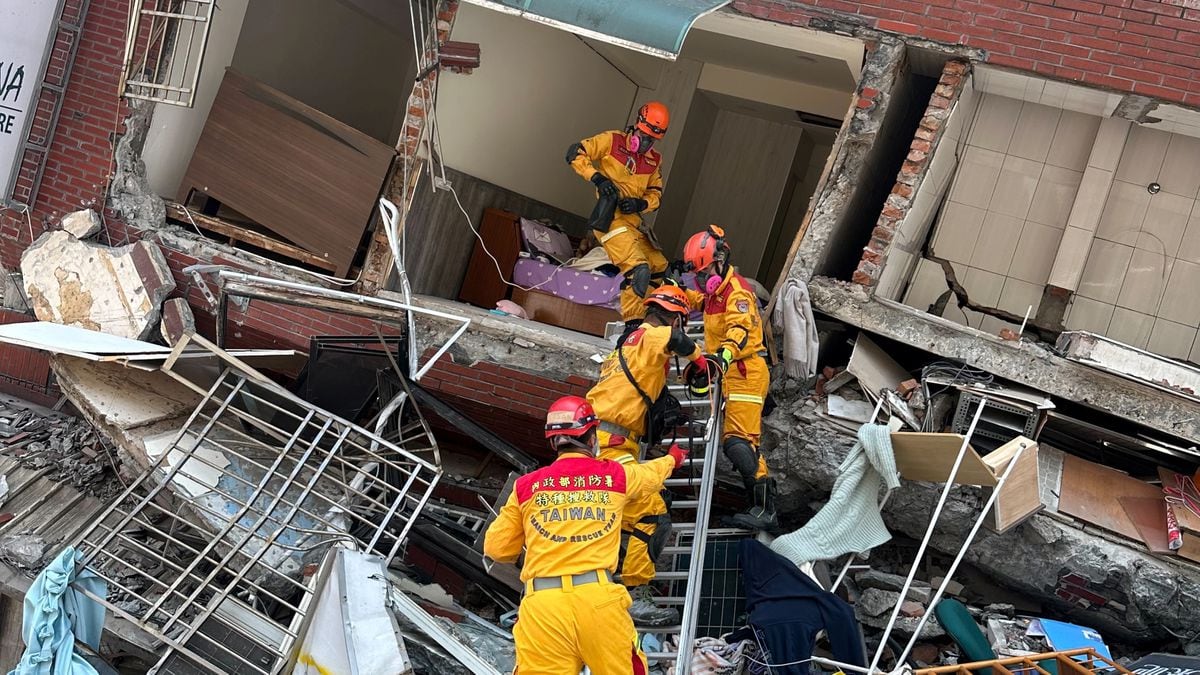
[734,0,1200,107]
[1,0,132,271]
[854,60,969,287]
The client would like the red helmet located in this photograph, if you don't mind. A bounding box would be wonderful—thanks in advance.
[544,396,598,439]
[644,285,690,316]
[682,225,728,272]
[635,102,669,139]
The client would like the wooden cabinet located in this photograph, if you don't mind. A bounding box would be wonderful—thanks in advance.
[458,208,522,308]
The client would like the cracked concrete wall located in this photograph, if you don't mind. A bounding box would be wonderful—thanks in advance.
[762,394,1200,645]
[109,98,166,233]
[787,39,905,284]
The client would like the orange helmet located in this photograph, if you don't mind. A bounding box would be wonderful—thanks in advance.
[635,102,670,139]
[545,396,598,439]
[644,285,690,316]
[682,225,728,272]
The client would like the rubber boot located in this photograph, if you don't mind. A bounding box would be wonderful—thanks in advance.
[626,584,679,627]
[728,477,778,532]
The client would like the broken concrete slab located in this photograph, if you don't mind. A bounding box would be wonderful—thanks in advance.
[159,298,195,346]
[806,277,1200,446]
[21,231,175,341]
[59,209,102,239]
[855,588,945,639]
[857,569,932,603]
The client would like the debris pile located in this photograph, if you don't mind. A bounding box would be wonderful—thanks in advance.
[0,398,119,500]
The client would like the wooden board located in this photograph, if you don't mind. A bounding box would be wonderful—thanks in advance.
[510,288,619,337]
[1058,454,1161,540]
[458,208,521,309]
[179,70,395,276]
[891,432,998,486]
[847,333,910,399]
[982,436,1043,533]
[1118,496,1173,553]
[164,202,338,272]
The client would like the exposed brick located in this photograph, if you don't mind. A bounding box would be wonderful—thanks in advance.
[851,270,874,286]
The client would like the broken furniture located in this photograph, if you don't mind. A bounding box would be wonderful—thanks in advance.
[458,208,523,309]
[66,333,443,674]
[178,70,396,276]
[813,398,1041,675]
[509,287,619,337]
[457,208,621,336]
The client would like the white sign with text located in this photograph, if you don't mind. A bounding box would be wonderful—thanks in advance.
[1,0,64,202]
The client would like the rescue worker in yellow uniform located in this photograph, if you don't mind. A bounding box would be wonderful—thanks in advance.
[568,102,671,337]
[679,225,777,531]
[584,285,713,627]
[484,396,688,675]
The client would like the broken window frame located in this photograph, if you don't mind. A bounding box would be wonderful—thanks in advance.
[121,0,216,108]
[69,333,442,674]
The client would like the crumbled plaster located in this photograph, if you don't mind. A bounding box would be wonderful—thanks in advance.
[762,400,1200,644]
[60,209,102,239]
[109,97,166,231]
[1112,94,1158,124]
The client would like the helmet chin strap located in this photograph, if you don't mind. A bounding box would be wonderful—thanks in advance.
[555,434,598,457]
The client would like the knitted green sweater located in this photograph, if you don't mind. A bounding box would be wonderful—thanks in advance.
[770,423,900,566]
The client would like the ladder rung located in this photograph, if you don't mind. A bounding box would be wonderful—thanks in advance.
[664,477,703,487]
[678,399,713,407]
[659,435,711,446]
[661,546,690,556]
[651,595,686,603]
[653,571,691,581]
[671,500,700,509]
[646,651,679,660]
[642,625,681,635]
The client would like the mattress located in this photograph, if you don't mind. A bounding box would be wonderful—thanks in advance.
[512,256,622,307]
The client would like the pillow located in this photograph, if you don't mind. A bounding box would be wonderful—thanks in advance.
[520,218,574,263]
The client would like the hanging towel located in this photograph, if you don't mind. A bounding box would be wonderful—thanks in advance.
[773,279,820,380]
[770,424,900,566]
[9,546,107,675]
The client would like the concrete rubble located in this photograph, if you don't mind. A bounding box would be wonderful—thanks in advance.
[20,231,175,341]
[59,209,103,240]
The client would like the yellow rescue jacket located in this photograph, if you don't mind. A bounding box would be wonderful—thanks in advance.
[586,323,702,439]
[570,130,665,212]
[686,269,766,360]
[483,451,674,581]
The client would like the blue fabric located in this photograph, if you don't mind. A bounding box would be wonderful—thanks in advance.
[9,547,107,675]
[741,539,865,674]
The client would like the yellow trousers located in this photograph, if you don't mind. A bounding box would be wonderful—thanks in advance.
[725,356,770,480]
[598,430,666,587]
[595,213,668,321]
[514,578,649,675]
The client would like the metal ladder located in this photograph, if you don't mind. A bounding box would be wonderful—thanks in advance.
[639,363,734,675]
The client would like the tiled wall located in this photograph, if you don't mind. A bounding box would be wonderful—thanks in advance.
[908,93,1101,334]
[876,70,977,300]
[1063,125,1200,362]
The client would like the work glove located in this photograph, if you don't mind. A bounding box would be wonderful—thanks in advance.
[707,347,733,375]
[618,197,648,214]
[667,443,690,469]
[683,358,712,397]
[664,259,688,285]
[591,173,620,200]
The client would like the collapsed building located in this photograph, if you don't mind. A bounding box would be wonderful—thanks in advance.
[2,0,1200,671]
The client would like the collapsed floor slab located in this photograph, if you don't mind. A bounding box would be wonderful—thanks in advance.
[762,402,1200,645]
[807,277,1200,445]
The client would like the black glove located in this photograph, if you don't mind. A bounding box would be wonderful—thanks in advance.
[618,197,648,214]
[627,264,651,298]
[665,259,688,284]
[591,173,619,199]
[684,359,711,397]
